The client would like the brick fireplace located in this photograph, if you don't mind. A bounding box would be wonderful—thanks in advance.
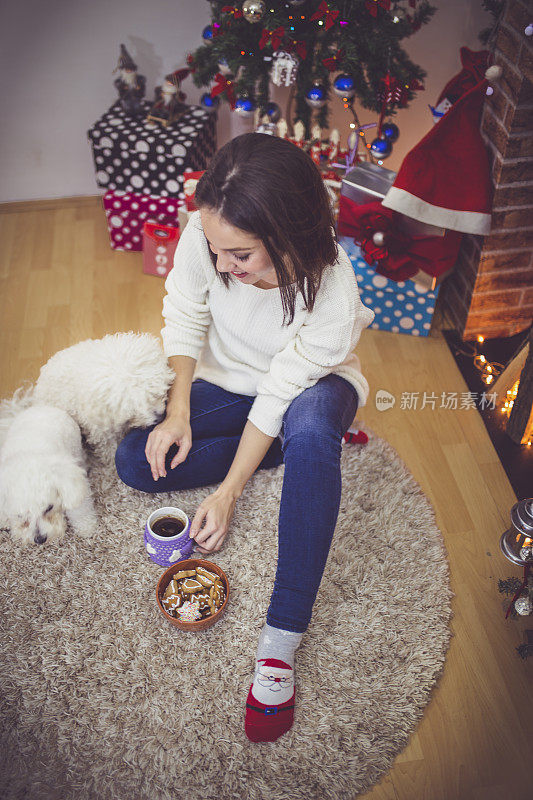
[440,0,533,342]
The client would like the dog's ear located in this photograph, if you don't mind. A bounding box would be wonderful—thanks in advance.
[51,463,90,510]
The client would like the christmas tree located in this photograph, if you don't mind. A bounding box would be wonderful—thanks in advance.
[188,0,436,136]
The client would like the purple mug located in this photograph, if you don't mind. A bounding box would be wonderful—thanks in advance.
[144,506,196,567]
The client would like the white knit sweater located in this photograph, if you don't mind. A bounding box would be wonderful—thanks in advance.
[161,211,375,438]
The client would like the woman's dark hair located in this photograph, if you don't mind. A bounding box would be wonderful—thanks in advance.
[194,132,338,326]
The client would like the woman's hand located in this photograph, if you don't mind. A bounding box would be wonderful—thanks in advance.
[190,486,238,554]
[145,414,192,481]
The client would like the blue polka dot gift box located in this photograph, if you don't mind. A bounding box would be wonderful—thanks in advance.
[87,100,216,199]
[338,236,441,337]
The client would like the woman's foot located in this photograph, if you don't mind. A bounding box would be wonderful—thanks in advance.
[244,623,303,742]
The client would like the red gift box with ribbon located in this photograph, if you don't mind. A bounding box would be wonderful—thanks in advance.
[337,195,462,284]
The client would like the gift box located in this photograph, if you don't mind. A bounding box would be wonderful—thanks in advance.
[341,162,397,205]
[142,222,180,278]
[103,190,184,251]
[339,236,440,337]
[340,161,455,290]
[88,101,216,199]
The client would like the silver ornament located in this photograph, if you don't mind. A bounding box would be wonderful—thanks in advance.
[392,7,407,23]
[255,120,277,135]
[373,231,386,247]
[242,0,265,23]
[514,595,533,616]
[217,59,232,76]
[271,51,299,87]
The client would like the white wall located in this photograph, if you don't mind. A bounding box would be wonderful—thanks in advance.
[0,0,491,203]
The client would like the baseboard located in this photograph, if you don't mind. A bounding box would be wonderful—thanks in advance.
[0,195,102,214]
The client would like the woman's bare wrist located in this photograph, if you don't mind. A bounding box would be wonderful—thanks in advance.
[216,480,243,501]
[165,403,190,422]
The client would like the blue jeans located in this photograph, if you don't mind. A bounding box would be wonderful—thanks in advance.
[115,375,359,633]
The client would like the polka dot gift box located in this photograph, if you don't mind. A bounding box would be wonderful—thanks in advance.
[338,236,441,337]
[87,100,216,199]
[102,190,184,252]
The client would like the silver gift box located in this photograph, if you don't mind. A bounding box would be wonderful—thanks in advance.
[341,161,397,204]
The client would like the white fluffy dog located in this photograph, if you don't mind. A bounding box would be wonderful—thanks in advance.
[0,403,97,545]
[33,332,175,451]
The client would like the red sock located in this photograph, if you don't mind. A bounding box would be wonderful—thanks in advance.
[244,658,295,742]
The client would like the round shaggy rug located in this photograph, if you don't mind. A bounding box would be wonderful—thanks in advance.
[0,424,453,800]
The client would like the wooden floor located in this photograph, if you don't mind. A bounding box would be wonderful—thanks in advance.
[0,198,531,800]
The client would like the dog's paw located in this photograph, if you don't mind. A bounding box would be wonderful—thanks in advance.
[75,515,98,538]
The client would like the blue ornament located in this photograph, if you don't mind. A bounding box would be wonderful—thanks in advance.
[202,25,213,40]
[305,85,326,108]
[381,122,399,142]
[333,74,355,98]
[370,137,392,158]
[234,96,257,117]
[265,101,281,122]
[201,93,219,112]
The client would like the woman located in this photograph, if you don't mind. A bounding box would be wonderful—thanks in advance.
[115,132,375,742]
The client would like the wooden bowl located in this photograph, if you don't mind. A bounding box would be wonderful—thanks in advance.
[156,559,229,631]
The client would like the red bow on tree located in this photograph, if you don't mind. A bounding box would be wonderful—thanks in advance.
[221,5,243,18]
[310,1,340,30]
[377,73,402,133]
[186,53,196,73]
[378,72,402,105]
[286,39,307,59]
[322,48,345,71]
[259,26,285,50]
[210,72,237,109]
[365,0,391,17]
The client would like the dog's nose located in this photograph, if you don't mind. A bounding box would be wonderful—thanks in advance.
[34,532,48,544]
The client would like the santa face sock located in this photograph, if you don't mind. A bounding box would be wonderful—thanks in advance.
[245,622,303,742]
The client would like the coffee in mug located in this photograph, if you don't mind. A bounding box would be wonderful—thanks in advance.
[144,506,194,567]
[151,516,185,537]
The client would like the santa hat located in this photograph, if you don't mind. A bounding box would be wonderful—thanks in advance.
[436,47,489,107]
[257,658,291,670]
[165,68,190,87]
[382,79,493,235]
[116,44,137,72]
